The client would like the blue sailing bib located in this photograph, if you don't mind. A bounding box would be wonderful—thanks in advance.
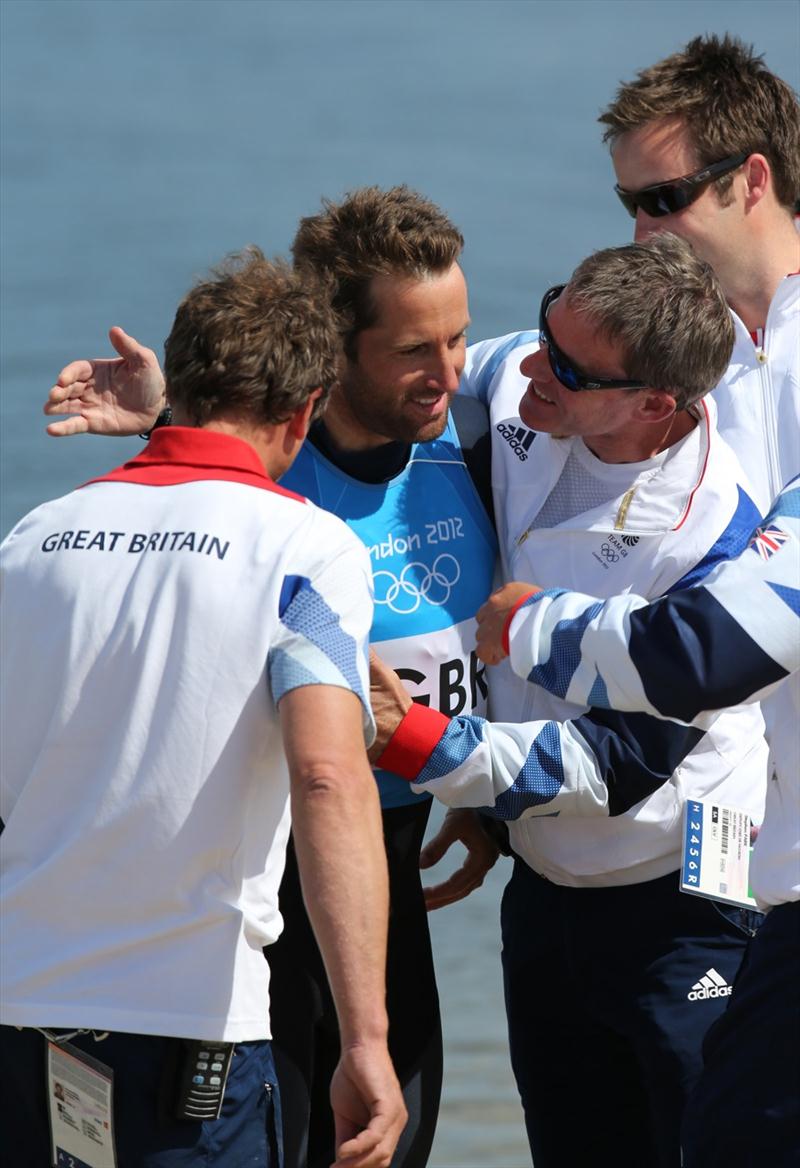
[283,414,497,807]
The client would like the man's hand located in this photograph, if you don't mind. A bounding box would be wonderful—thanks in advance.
[367,650,412,764]
[420,808,500,911]
[44,326,166,437]
[475,582,542,665]
[330,1040,407,1167]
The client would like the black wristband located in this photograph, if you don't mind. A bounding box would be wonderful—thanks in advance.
[139,406,173,440]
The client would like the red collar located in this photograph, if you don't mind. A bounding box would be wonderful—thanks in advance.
[81,427,303,500]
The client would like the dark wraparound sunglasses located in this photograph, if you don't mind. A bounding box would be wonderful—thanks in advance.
[615,151,749,219]
[538,285,648,392]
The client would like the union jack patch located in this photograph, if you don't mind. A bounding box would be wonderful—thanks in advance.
[749,524,790,561]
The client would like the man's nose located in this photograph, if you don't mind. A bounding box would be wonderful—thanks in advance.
[428,352,461,393]
[520,346,549,379]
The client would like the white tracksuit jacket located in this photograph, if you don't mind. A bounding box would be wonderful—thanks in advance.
[503,479,800,910]
[712,274,799,513]
[380,334,769,886]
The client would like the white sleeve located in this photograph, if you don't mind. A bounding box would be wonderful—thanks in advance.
[505,483,800,724]
[381,694,705,820]
[268,516,376,744]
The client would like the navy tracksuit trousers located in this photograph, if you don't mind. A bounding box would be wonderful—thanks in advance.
[682,899,800,1167]
[501,859,761,1168]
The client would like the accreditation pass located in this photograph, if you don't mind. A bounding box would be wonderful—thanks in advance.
[47,1039,117,1168]
[680,798,758,910]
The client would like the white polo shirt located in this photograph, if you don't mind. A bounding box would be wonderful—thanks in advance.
[0,427,374,1041]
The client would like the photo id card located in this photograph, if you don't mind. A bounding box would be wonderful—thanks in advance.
[680,798,758,910]
[47,1039,117,1168]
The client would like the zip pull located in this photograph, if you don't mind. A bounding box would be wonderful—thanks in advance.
[750,326,767,363]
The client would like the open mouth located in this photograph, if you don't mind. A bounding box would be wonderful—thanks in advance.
[528,381,554,404]
[408,393,448,415]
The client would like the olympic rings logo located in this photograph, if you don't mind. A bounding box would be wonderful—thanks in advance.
[598,543,620,563]
[373,554,461,613]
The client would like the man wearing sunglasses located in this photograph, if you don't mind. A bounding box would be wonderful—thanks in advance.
[600,33,800,514]
[369,232,769,1168]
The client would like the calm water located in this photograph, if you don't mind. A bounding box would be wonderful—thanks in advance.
[2,2,798,1164]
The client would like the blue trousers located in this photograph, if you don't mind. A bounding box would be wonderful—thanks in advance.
[501,860,759,1168]
[0,1027,281,1167]
[682,900,800,1167]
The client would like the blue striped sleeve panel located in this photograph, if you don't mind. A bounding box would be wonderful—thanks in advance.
[508,588,658,716]
[522,598,605,698]
[505,482,800,722]
[666,485,761,593]
[763,475,800,522]
[269,573,368,708]
[407,713,618,821]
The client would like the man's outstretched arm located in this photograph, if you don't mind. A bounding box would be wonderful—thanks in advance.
[477,480,800,725]
[44,327,165,436]
[368,648,704,822]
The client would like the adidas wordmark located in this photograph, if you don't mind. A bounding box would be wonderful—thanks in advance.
[496,423,535,461]
[688,968,732,1001]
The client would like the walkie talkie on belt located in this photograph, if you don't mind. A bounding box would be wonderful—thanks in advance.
[172,1040,235,1121]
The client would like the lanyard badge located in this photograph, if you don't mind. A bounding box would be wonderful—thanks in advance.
[47,1039,117,1168]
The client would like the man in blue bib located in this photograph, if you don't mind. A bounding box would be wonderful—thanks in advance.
[272,187,498,1168]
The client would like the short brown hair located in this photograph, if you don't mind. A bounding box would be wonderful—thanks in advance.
[164,248,339,427]
[567,233,734,410]
[291,185,464,357]
[599,35,800,209]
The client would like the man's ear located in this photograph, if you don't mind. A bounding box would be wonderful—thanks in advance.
[288,388,323,443]
[632,389,677,424]
[741,153,770,210]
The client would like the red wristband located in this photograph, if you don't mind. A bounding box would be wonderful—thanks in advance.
[376,702,451,779]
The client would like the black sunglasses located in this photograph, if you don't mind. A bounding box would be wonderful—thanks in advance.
[538,285,648,392]
[615,151,749,219]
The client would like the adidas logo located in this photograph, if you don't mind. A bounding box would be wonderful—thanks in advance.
[496,422,535,462]
[687,968,732,1001]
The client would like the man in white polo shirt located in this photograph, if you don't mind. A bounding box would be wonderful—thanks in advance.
[0,249,405,1166]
